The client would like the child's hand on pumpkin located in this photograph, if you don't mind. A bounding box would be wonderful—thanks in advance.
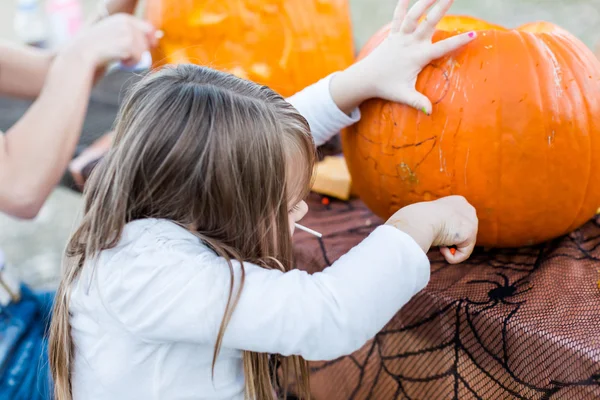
[386,195,478,264]
[330,0,476,115]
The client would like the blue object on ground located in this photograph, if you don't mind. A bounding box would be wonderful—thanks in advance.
[0,285,54,400]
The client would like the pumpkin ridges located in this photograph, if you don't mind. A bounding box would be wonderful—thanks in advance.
[504,31,537,245]
[492,30,505,245]
[377,100,389,214]
[481,29,501,245]
[501,28,585,245]
[519,29,593,244]
[558,33,600,233]
[466,30,501,245]
[549,33,600,233]
[344,16,600,247]
[543,33,592,233]
[533,32,568,244]
[496,31,573,245]
[345,99,386,217]
[451,38,471,210]
[519,31,554,245]
[504,24,598,245]
[579,43,600,227]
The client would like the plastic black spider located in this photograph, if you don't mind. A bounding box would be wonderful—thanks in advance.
[466,272,533,315]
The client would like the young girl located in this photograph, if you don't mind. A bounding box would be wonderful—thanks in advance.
[49,1,478,399]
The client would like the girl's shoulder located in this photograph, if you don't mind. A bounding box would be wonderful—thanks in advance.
[71,218,233,344]
[101,218,215,267]
[122,218,199,244]
[123,218,198,241]
[80,219,221,302]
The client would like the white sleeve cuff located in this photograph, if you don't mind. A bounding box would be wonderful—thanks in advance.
[368,225,431,292]
[326,224,431,304]
[286,73,361,147]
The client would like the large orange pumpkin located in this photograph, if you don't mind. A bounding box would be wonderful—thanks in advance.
[145,0,355,97]
[342,16,600,248]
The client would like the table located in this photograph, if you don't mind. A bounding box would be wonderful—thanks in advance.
[293,194,600,400]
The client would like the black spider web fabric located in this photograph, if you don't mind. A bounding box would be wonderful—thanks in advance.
[290,194,600,400]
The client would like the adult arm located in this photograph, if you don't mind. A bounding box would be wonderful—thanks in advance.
[0,41,56,99]
[0,15,156,219]
[0,49,96,218]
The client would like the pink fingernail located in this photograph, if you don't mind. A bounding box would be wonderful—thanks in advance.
[468,31,476,38]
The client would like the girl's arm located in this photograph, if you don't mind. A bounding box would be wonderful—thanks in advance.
[99,224,429,360]
[97,198,476,360]
[0,16,156,219]
[0,42,56,99]
[287,0,476,147]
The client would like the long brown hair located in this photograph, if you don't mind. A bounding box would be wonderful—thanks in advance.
[49,64,316,399]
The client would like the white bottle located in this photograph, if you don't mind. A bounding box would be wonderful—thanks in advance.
[13,0,49,48]
[46,0,83,48]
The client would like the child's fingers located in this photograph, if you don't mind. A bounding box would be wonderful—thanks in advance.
[439,247,458,263]
[440,247,464,264]
[390,0,411,34]
[428,31,476,60]
[415,0,454,39]
[397,90,432,115]
[400,0,438,34]
[440,242,474,264]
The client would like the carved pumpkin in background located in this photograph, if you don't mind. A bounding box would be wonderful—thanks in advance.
[342,16,600,248]
[145,0,355,97]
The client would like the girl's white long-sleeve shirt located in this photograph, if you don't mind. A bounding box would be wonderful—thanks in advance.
[69,75,431,400]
